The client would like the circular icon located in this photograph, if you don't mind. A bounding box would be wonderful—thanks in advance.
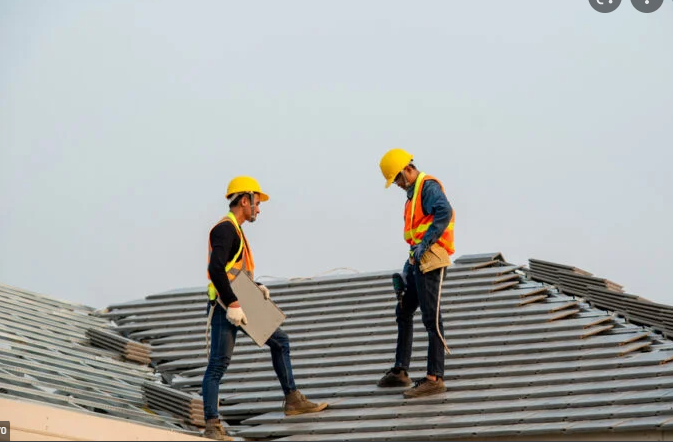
[589,0,622,12]
[631,0,664,12]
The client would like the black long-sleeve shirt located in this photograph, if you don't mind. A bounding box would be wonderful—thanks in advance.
[208,221,243,306]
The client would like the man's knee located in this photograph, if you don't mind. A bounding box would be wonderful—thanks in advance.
[419,308,440,331]
[422,318,438,334]
[268,329,290,351]
[396,303,416,323]
[206,355,232,378]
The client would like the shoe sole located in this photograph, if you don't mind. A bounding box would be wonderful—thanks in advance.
[403,387,446,399]
[377,381,412,388]
[284,402,328,416]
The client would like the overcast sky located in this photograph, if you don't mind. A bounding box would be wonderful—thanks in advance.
[1,1,671,309]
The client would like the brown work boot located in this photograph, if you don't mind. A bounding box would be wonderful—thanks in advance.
[203,418,233,441]
[403,377,446,399]
[377,367,411,387]
[284,390,328,416]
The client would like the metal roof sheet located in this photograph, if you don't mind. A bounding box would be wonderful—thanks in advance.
[6,252,673,440]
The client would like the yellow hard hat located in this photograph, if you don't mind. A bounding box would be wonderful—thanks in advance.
[379,148,413,188]
[226,176,269,202]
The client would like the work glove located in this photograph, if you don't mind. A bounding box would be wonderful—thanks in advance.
[410,243,427,265]
[207,283,218,306]
[226,306,248,327]
[259,284,270,300]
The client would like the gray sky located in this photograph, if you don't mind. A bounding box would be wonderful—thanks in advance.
[1,1,672,309]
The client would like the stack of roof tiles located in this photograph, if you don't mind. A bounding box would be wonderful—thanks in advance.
[0,283,200,435]
[87,327,152,365]
[98,252,673,441]
[142,381,205,427]
[530,258,673,340]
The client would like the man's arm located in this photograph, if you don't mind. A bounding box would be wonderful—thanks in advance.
[208,222,240,306]
[419,180,452,249]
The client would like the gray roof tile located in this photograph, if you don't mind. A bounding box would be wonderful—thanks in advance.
[8,252,673,440]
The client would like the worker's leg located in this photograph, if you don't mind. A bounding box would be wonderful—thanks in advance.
[267,328,328,415]
[395,264,419,371]
[202,303,238,420]
[265,328,297,395]
[415,266,445,379]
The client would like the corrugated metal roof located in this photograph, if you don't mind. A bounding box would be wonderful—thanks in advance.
[4,251,673,440]
[97,252,673,440]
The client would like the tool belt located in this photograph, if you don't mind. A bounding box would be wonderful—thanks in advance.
[419,243,451,274]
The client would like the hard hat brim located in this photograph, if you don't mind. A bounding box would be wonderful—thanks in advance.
[225,191,270,202]
[385,177,394,188]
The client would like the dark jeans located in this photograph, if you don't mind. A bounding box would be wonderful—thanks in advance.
[395,263,446,378]
[202,302,297,420]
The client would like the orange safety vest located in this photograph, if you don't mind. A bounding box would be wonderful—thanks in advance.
[207,212,255,284]
[404,172,455,256]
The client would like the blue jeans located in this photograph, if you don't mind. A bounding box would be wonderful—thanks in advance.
[394,263,446,378]
[202,302,297,420]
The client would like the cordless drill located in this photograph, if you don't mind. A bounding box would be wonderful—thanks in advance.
[392,271,407,303]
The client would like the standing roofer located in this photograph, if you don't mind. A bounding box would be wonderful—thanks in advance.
[202,176,327,441]
[377,148,455,399]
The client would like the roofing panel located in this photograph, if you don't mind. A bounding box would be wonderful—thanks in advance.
[612,415,673,431]
[8,252,673,441]
[242,387,673,425]
[273,415,672,441]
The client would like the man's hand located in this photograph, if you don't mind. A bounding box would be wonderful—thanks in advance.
[226,305,248,327]
[259,284,270,300]
[410,243,427,265]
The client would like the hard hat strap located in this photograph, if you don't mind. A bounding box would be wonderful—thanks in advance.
[247,192,257,223]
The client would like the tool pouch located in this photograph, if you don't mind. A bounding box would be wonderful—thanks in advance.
[419,243,451,274]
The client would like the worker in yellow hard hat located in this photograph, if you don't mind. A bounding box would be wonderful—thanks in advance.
[377,148,456,399]
[202,176,327,440]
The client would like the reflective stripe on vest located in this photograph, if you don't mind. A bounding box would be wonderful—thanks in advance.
[403,172,455,255]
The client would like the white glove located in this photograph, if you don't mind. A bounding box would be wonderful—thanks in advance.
[226,306,248,327]
[259,284,270,300]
